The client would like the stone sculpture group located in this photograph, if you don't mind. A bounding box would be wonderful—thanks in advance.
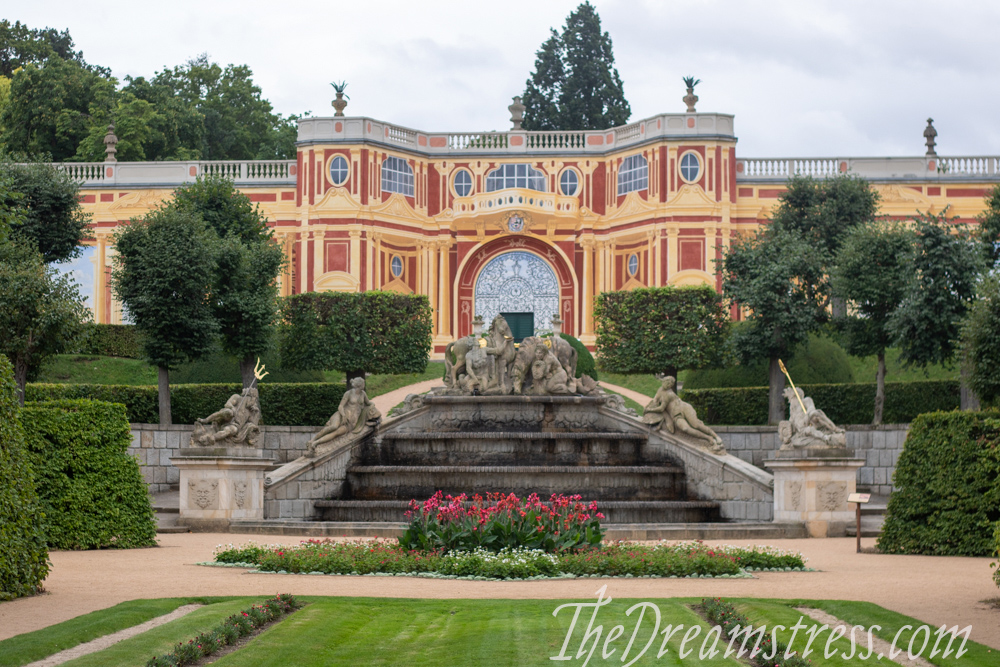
[192,387,262,448]
[779,386,846,450]
[442,314,599,397]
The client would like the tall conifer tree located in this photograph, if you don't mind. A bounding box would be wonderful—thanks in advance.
[522,3,630,131]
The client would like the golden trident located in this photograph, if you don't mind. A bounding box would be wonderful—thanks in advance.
[778,359,808,416]
[252,357,269,387]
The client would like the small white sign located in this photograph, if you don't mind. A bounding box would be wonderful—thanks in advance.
[848,493,871,504]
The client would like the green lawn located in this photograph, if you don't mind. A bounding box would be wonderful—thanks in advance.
[4,597,992,667]
[0,597,244,667]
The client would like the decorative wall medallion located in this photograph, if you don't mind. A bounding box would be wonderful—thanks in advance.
[507,215,525,233]
[189,479,219,510]
[233,481,248,509]
[495,211,535,235]
[786,481,803,511]
[475,251,559,332]
[817,482,847,511]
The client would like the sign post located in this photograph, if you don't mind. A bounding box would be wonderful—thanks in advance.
[847,492,871,553]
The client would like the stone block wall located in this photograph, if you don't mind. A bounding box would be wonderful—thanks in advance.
[129,423,316,493]
[714,424,909,496]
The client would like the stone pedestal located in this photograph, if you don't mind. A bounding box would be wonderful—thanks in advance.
[765,449,864,538]
[171,447,276,531]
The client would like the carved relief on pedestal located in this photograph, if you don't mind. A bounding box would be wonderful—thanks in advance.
[786,481,803,511]
[189,479,219,510]
[233,481,248,509]
[817,481,848,511]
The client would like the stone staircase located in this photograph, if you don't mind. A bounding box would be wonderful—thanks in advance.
[312,395,722,525]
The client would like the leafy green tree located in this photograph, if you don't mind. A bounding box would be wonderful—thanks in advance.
[593,286,727,379]
[962,275,1000,407]
[279,292,433,387]
[111,207,218,424]
[721,228,828,424]
[889,211,983,371]
[522,2,630,131]
[0,58,111,161]
[975,184,1000,269]
[0,240,88,405]
[0,158,90,262]
[150,55,296,160]
[0,20,87,77]
[832,220,915,423]
[171,175,284,387]
[772,174,880,316]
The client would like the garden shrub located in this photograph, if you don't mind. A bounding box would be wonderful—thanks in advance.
[0,355,49,600]
[20,399,157,549]
[993,522,1000,588]
[561,333,597,380]
[24,382,347,426]
[681,379,960,425]
[77,324,144,358]
[878,410,1000,556]
[170,348,323,384]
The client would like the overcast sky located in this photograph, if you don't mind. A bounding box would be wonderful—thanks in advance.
[16,1,1000,157]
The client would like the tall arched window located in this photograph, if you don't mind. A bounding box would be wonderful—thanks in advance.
[485,164,546,192]
[381,156,414,196]
[617,154,648,196]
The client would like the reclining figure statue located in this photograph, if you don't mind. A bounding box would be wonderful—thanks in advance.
[192,387,261,448]
[642,376,725,454]
[307,377,381,456]
[778,387,846,450]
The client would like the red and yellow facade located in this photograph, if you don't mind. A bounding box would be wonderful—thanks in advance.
[72,111,1000,355]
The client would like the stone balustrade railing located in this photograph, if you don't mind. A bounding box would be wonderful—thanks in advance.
[736,156,1000,181]
[52,160,297,187]
[449,189,578,219]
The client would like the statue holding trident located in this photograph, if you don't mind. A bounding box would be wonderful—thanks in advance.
[192,358,268,448]
[777,359,846,450]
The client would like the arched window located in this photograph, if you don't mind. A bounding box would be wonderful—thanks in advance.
[485,164,546,192]
[559,169,579,196]
[617,154,648,196]
[627,253,639,277]
[390,255,404,278]
[381,156,414,196]
[453,169,473,196]
[329,155,349,186]
[679,152,701,183]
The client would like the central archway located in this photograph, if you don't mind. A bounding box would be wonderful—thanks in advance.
[474,251,559,335]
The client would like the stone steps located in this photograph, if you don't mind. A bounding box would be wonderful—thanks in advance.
[229,519,805,540]
[344,465,686,501]
[372,432,651,466]
[313,499,721,523]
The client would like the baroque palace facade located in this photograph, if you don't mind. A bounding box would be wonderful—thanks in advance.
[69,103,999,355]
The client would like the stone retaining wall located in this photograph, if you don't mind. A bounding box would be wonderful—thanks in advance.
[129,424,315,493]
[714,424,909,496]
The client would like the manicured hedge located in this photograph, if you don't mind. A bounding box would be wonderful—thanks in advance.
[20,399,157,550]
[0,355,49,600]
[878,410,1000,556]
[78,324,144,358]
[24,382,347,426]
[681,379,961,425]
[560,333,598,381]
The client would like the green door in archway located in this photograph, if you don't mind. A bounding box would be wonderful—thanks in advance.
[500,312,534,343]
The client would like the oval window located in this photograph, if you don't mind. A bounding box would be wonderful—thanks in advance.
[628,253,639,277]
[390,255,404,278]
[679,152,701,183]
[453,169,473,197]
[559,169,579,196]
[329,155,349,186]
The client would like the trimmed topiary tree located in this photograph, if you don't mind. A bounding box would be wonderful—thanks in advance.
[21,399,157,550]
[279,292,433,387]
[878,410,1000,556]
[594,285,727,379]
[0,354,49,600]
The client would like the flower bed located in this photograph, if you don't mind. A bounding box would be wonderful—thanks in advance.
[398,491,605,552]
[146,594,301,667]
[210,539,807,580]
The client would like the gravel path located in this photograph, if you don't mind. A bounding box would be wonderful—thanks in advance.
[371,378,443,415]
[1,534,996,651]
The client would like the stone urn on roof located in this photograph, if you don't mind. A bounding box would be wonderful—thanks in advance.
[331,81,349,117]
[683,76,700,113]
